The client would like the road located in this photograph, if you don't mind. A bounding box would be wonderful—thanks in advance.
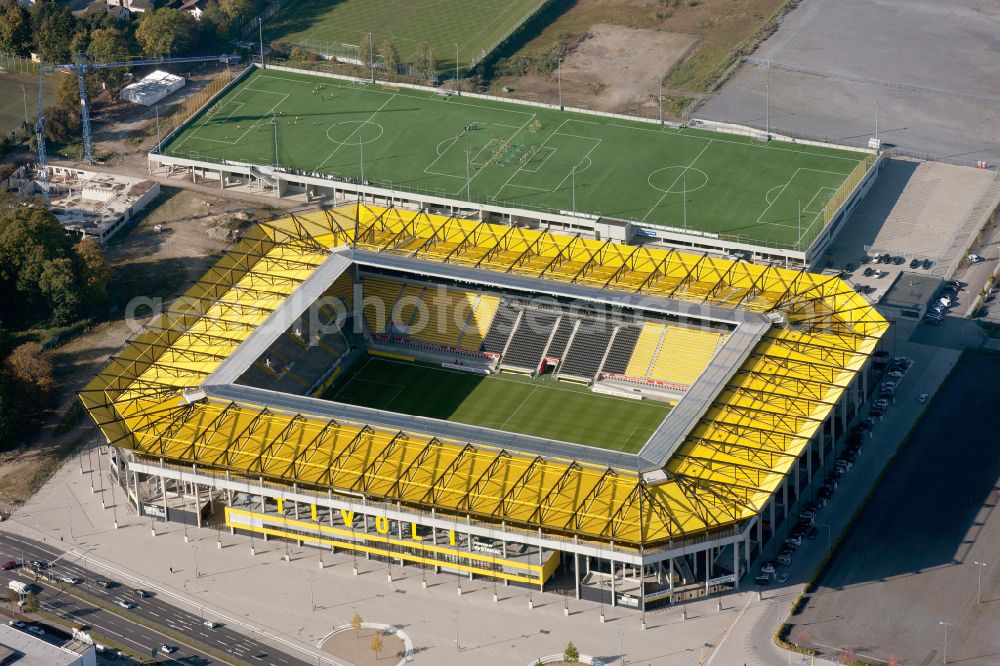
[0,531,309,665]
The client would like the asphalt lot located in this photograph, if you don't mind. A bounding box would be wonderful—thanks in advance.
[789,350,1000,665]
[698,0,1000,167]
[0,532,306,665]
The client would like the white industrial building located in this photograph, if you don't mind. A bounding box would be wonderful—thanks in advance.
[120,70,185,106]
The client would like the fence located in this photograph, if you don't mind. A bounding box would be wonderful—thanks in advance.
[823,153,876,226]
[0,52,40,75]
[160,69,237,141]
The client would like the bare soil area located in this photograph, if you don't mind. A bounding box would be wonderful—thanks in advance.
[321,628,405,666]
[488,0,793,117]
[558,24,697,113]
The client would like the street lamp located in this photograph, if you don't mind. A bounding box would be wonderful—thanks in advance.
[455,43,460,94]
[464,146,472,201]
[939,621,950,664]
[452,608,459,651]
[974,561,988,605]
[557,57,563,110]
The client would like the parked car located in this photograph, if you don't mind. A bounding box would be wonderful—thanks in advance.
[760,563,776,575]
[785,535,802,547]
[754,574,771,586]
[776,572,790,583]
[922,258,933,269]
[27,626,44,636]
[807,526,819,540]
[918,393,929,404]
[777,554,792,565]
[969,253,986,263]
[863,267,874,277]
[909,258,921,269]
[8,620,25,629]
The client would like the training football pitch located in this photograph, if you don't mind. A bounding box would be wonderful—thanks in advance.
[162,68,871,248]
[326,357,671,453]
[265,0,546,73]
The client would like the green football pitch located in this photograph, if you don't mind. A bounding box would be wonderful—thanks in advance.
[327,357,671,453]
[265,0,545,73]
[162,68,870,248]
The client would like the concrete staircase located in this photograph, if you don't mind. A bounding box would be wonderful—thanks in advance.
[934,172,1000,279]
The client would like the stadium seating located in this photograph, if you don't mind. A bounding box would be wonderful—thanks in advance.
[545,316,577,360]
[645,326,726,386]
[502,309,559,371]
[624,322,665,377]
[363,278,405,333]
[559,319,616,380]
[601,325,641,375]
[458,293,500,350]
[481,303,519,355]
[393,283,426,329]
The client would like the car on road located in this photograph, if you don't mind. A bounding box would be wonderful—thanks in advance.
[160,645,177,654]
[969,253,986,263]
[116,601,136,610]
[26,625,44,636]
[132,589,148,598]
[203,621,218,629]
[918,393,929,403]
[1,561,18,571]
[8,620,25,629]
[60,576,82,585]
[94,579,112,589]
[29,560,48,570]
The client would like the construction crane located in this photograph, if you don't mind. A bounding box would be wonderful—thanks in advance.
[46,53,240,164]
[35,56,49,203]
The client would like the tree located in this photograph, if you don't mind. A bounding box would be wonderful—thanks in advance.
[414,41,435,74]
[358,32,373,69]
[4,343,56,400]
[563,641,579,663]
[38,257,81,324]
[0,0,31,56]
[56,74,81,111]
[136,8,197,57]
[87,28,135,89]
[42,105,79,143]
[839,647,855,665]
[5,587,17,604]
[0,204,78,318]
[379,39,398,75]
[369,632,382,659]
[33,2,77,63]
[21,592,38,613]
[74,238,111,312]
[350,611,363,637]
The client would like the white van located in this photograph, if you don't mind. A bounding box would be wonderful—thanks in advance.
[7,581,28,594]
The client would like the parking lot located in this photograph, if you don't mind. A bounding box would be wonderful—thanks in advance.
[788,350,1000,665]
[698,0,1000,167]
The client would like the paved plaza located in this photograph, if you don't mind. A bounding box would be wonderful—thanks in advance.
[4,453,747,666]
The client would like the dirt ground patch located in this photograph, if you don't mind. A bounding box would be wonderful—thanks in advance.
[488,0,793,116]
[321,627,405,666]
[559,24,697,112]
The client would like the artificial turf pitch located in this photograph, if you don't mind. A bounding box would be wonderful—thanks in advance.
[327,357,671,453]
[162,68,869,249]
[265,0,545,73]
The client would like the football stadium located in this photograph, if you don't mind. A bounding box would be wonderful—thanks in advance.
[81,203,888,610]
[151,65,881,263]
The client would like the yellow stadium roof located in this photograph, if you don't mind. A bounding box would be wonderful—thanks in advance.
[81,204,888,549]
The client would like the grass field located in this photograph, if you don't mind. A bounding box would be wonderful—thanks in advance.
[327,357,670,452]
[266,0,547,73]
[0,71,58,137]
[162,69,869,248]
